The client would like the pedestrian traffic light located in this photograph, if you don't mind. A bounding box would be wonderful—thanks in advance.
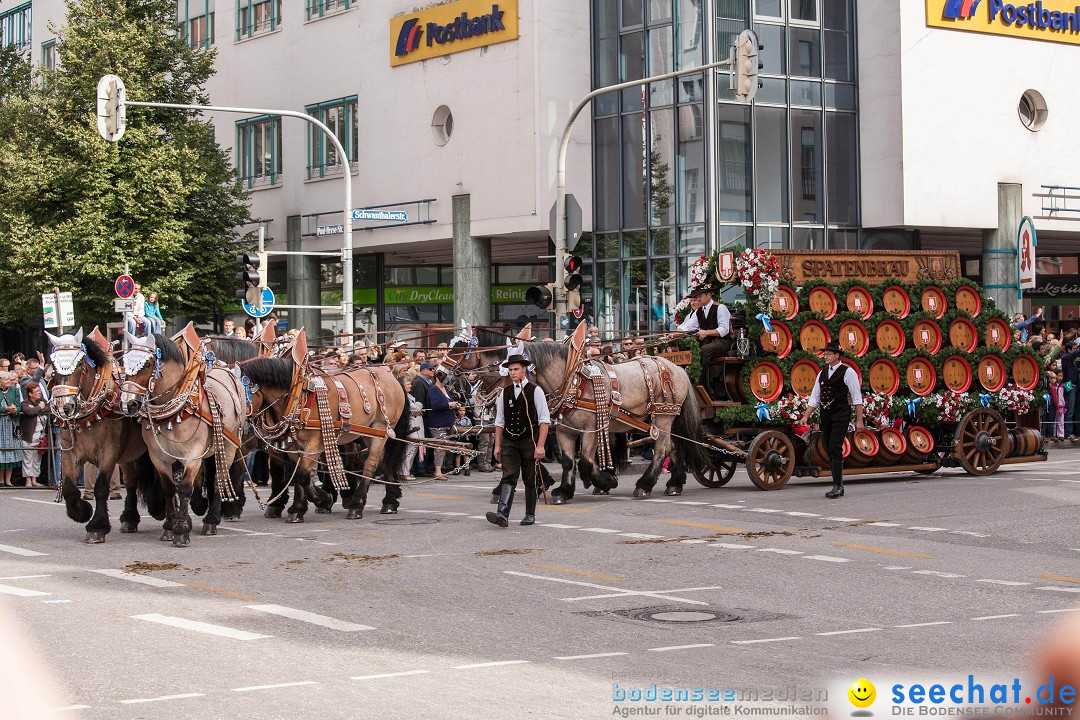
[733,29,763,104]
[563,254,584,291]
[525,283,555,309]
[96,75,127,142]
[235,252,267,305]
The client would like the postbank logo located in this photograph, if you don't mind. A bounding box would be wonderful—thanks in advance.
[390,0,519,67]
[927,0,1080,45]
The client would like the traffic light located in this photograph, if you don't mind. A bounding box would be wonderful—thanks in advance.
[235,252,267,306]
[525,283,554,309]
[563,254,583,291]
[96,75,127,142]
[733,29,762,104]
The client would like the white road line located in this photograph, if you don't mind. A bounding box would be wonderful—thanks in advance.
[976,579,1032,586]
[580,528,622,534]
[0,574,50,580]
[217,526,278,537]
[912,570,967,578]
[732,637,801,645]
[505,571,716,606]
[468,516,487,520]
[246,604,374,632]
[1038,586,1080,593]
[0,528,26,533]
[894,621,953,628]
[972,614,1020,621]
[676,501,710,505]
[231,681,319,692]
[647,643,714,652]
[785,512,820,517]
[440,512,469,516]
[553,652,629,661]
[883,566,914,570]
[453,660,530,670]
[745,508,782,513]
[816,628,881,636]
[642,499,674,503]
[679,539,710,544]
[1038,608,1080,614]
[0,543,48,557]
[712,504,744,509]
[89,569,185,588]
[133,614,271,640]
[757,548,803,555]
[710,543,755,550]
[803,555,851,563]
[908,527,948,532]
[867,522,901,527]
[8,497,61,507]
[121,693,205,704]
[618,533,665,539]
[0,583,50,597]
[352,670,431,681]
[539,524,581,529]
[827,517,862,522]
[949,531,990,537]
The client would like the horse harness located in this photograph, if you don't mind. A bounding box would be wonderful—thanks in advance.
[48,344,120,432]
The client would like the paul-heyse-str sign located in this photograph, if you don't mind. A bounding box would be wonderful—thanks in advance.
[391,0,519,67]
[927,0,1080,45]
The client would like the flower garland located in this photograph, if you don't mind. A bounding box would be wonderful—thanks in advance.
[993,383,1034,416]
[862,392,893,429]
[735,249,781,317]
[772,394,810,426]
[674,255,716,324]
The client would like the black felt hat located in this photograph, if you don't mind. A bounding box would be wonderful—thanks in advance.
[685,285,714,299]
[501,353,531,368]
[822,341,843,355]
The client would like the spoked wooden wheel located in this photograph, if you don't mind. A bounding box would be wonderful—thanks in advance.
[954,408,1007,476]
[746,431,795,490]
[694,450,738,488]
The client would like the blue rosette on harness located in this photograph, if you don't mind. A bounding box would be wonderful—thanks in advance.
[979,393,991,408]
[756,313,773,333]
[906,397,920,417]
[756,402,771,421]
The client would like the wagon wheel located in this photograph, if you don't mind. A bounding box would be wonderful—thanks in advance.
[694,450,738,488]
[954,408,1007,476]
[746,431,795,490]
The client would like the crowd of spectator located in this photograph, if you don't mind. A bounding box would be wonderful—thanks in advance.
[1011,308,1080,441]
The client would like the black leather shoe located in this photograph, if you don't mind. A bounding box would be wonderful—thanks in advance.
[486,511,509,527]
[825,483,844,499]
[520,514,535,526]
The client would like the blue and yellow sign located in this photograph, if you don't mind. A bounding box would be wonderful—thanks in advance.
[927,0,1080,45]
[390,0,519,67]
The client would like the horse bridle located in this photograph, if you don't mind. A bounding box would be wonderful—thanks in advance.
[48,345,118,425]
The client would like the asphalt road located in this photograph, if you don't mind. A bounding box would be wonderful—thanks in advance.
[0,450,1077,720]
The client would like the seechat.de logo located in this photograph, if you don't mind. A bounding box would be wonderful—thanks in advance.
[943,0,983,18]
[395,17,423,57]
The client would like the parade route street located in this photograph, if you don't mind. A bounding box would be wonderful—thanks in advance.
[0,450,1077,720]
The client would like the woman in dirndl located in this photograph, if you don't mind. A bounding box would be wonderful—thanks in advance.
[0,372,22,486]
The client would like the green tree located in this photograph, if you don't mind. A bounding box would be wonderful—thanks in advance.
[0,0,251,329]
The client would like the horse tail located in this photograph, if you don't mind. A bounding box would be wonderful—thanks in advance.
[613,432,631,473]
[670,386,714,477]
[377,380,412,484]
[135,451,168,520]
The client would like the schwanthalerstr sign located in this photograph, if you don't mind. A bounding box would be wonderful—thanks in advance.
[927,0,1080,45]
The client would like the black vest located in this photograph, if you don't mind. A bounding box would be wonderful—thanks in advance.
[503,381,540,438]
[818,365,850,411]
[695,303,719,331]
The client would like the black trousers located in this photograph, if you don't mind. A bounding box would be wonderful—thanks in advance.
[819,404,851,485]
[499,435,539,493]
[699,336,732,367]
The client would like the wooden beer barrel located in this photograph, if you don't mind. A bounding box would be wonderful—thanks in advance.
[984,318,1011,351]
[1006,428,1042,458]
[846,286,874,319]
[848,430,880,467]
[912,320,943,354]
[805,431,851,468]
[875,318,906,357]
[942,355,973,393]
[878,427,908,464]
[882,285,912,319]
[1011,353,1040,391]
[921,286,947,318]
[948,317,978,353]
[799,320,831,356]
[807,285,838,319]
[977,354,1007,392]
[955,286,982,317]
[902,425,936,463]
[748,360,784,402]
[772,286,799,319]
[759,321,793,359]
[789,359,821,398]
[842,358,864,388]
[906,357,937,396]
[868,357,901,395]
[838,319,870,357]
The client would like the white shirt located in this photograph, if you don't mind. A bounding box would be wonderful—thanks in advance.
[677,301,731,337]
[494,382,551,428]
[808,362,863,408]
[131,292,146,319]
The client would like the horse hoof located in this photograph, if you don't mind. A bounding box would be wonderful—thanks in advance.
[551,495,567,505]
[201,523,217,536]
[263,507,283,519]
[85,531,106,544]
[160,530,174,542]
[380,504,398,515]
[173,533,190,548]
[315,506,332,514]
[610,479,619,489]
[346,508,363,520]
[287,513,304,524]
[633,487,650,498]
[119,522,138,534]
[223,514,240,522]
[69,500,93,524]
[592,487,609,495]
[664,486,682,496]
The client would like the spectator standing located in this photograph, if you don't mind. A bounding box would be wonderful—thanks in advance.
[426,369,461,479]
[19,381,47,487]
[1014,308,1043,343]
[1050,372,1066,440]
[413,362,436,477]
[398,376,424,480]
[0,372,22,486]
[1064,338,1080,440]
[143,291,164,335]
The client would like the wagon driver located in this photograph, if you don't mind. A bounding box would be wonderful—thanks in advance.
[677,285,732,400]
[798,341,863,499]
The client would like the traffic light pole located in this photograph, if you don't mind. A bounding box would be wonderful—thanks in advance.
[123,100,354,334]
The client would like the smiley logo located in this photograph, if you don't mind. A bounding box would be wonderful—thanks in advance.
[848,678,876,708]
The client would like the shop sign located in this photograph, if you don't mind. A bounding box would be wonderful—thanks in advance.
[376,285,534,305]
[1025,276,1080,300]
[772,251,961,285]
[391,0,519,67]
[927,0,1080,46]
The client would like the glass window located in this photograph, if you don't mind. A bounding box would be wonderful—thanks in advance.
[595,0,620,114]
[649,108,676,226]
[676,0,702,68]
[754,23,785,75]
[497,265,548,283]
[823,0,849,30]
[791,109,823,222]
[828,228,859,250]
[826,112,858,226]
[1035,256,1079,275]
[237,0,280,40]
[40,40,56,73]
[649,0,673,22]
[756,226,788,250]
[789,26,820,78]
[620,31,645,110]
[622,114,647,229]
[824,29,853,81]
[752,77,787,104]
[716,104,752,222]
[595,262,623,331]
[825,83,856,110]
[677,104,705,224]
[623,0,644,27]
[679,224,707,255]
[0,3,32,50]
[718,224,753,249]
[624,230,648,257]
[306,96,359,179]
[625,259,650,330]
[594,117,621,231]
[648,26,674,106]
[790,0,817,23]
[791,226,824,249]
[651,227,674,255]
[717,0,749,64]
[385,266,440,286]
[651,257,677,329]
[597,233,622,259]
[178,2,216,49]
[790,79,821,107]
[236,115,282,188]
[754,106,788,222]
[307,0,351,21]
[756,0,782,18]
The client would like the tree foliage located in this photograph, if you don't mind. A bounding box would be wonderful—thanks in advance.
[0,0,251,328]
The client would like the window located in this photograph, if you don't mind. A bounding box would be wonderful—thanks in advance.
[178,1,215,48]
[306,96,358,179]
[0,3,31,50]
[40,40,56,73]
[236,116,282,188]
[307,0,351,21]
[237,0,281,40]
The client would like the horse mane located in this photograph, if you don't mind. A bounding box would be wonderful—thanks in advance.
[82,339,107,369]
[207,336,259,364]
[522,340,568,366]
[476,328,507,349]
[151,334,187,365]
[242,357,293,390]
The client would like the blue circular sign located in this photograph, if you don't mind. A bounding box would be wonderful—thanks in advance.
[115,275,135,299]
[242,288,275,318]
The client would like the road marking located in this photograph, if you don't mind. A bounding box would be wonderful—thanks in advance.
[89,569,185,588]
[8,497,61,506]
[866,522,901,527]
[453,660,530,670]
[217,526,279,537]
[0,528,26,533]
[0,543,48,557]
[177,581,257,601]
[0,574,50,580]
[679,539,710,544]
[0,583,50,597]
[976,579,1032,586]
[745,508,782,513]
[505,571,717,606]
[827,517,862,522]
[647,643,714,652]
[563,586,725,603]
[232,681,318,692]
[538,524,581,530]
[785,512,820,517]
[246,604,374,631]
[816,628,880,636]
[883,566,914,570]
[908,527,948,532]
[972,614,1020,621]
[529,564,625,582]
[661,520,745,533]
[834,542,935,559]
[895,621,953,628]
[1038,608,1080,614]
[712,504,744,509]
[912,570,967,578]
[580,528,622,534]
[553,652,629,661]
[676,501,710,506]
[120,693,205,704]
[1038,574,1080,584]
[133,614,271,640]
[757,548,803,555]
[732,637,801,645]
[468,516,487,520]
[803,555,851,563]
[642,499,674,503]
[352,670,430,681]
[710,543,755,550]
[1038,586,1080,593]
[538,506,596,513]
[618,533,665,539]
[948,531,990,537]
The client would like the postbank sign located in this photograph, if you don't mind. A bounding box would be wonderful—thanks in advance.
[926,0,1080,45]
[391,0,519,67]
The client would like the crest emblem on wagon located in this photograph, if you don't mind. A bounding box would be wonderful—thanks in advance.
[986,364,995,380]
[759,371,771,389]
[990,327,999,341]
[768,331,779,346]
[716,252,735,282]
[777,295,788,310]
[914,367,924,383]
[920,329,930,344]
[847,330,856,346]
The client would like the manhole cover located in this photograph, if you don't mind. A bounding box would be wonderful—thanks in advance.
[372,517,441,526]
[649,611,720,622]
